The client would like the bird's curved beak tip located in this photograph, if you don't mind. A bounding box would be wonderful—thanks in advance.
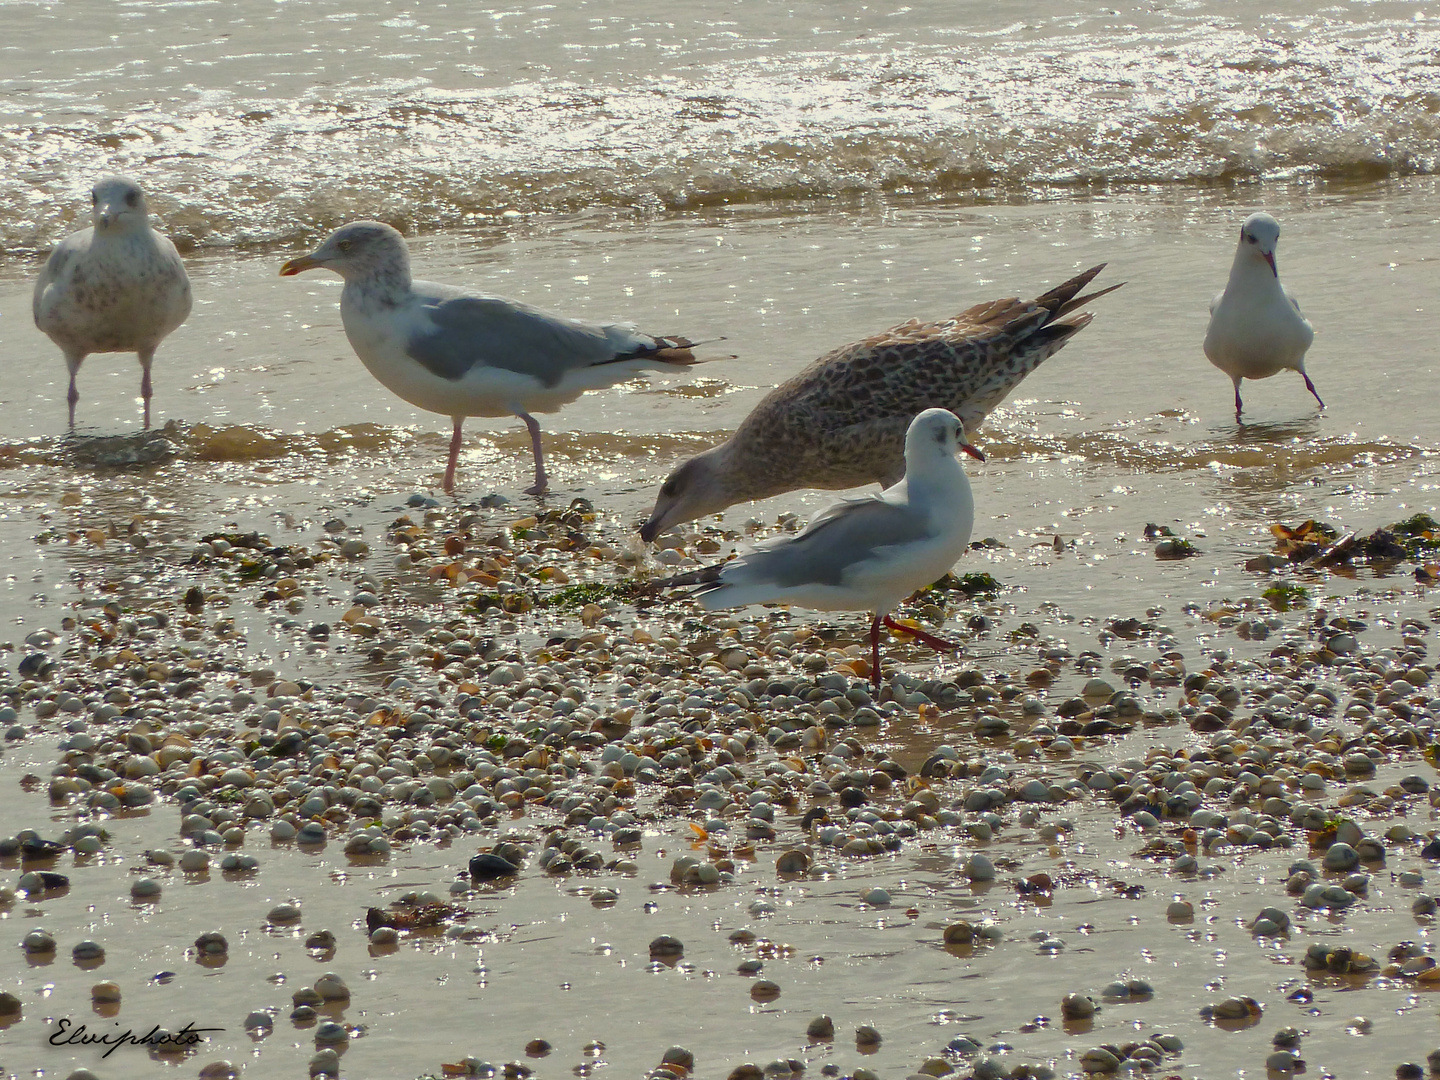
[962,443,985,463]
[1263,251,1277,278]
[638,520,659,545]
[279,256,315,277]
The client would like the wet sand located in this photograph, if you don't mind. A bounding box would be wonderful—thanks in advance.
[0,464,1437,1080]
[1,175,1439,1080]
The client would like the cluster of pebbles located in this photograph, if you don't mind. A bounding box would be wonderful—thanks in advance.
[3,495,1440,1079]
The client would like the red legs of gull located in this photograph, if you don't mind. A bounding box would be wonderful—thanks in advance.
[882,614,961,653]
[519,411,549,496]
[444,417,464,494]
[868,614,963,691]
[868,616,883,691]
[1235,373,1324,423]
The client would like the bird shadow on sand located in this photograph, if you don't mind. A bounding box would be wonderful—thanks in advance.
[60,425,180,469]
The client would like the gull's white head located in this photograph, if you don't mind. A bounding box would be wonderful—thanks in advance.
[1238,212,1282,277]
[640,448,730,545]
[905,408,985,468]
[90,176,149,233]
[280,220,412,282]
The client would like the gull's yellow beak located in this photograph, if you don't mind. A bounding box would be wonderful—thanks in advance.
[279,254,320,277]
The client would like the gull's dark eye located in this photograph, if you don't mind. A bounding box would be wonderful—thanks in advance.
[1245,233,1256,244]
[338,240,352,252]
[126,191,138,207]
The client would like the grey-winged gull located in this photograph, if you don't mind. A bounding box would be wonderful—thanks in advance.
[640,264,1118,543]
[280,221,704,495]
[32,176,192,429]
[657,408,983,691]
[1204,212,1320,422]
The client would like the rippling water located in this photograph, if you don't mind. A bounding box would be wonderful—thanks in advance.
[3,0,1440,250]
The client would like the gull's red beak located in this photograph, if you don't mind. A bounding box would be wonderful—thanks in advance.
[961,442,985,462]
[1263,251,1277,278]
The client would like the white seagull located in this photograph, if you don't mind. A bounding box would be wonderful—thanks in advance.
[658,408,983,691]
[280,221,704,494]
[1203,212,1320,422]
[33,176,192,429]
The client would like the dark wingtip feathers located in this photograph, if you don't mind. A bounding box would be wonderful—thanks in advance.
[613,334,734,367]
[1056,280,1126,319]
[1037,264,1124,321]
[651,563,725,590]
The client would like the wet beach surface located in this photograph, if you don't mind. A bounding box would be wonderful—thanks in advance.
[4,0,1440,1077]
[0,435,1438,1079]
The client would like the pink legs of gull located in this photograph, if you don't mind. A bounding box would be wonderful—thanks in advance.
[441,411,550,496]
[867,614,962,692]
[140,349,154,429]
[444,418,464,493]
[64,350,155,430]
[519,411,548,496]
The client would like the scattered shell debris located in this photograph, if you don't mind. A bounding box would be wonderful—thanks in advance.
[1,495,1439,1078]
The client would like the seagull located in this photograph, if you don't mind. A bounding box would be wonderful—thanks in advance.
[280,221,705,494]
[640,264,1118,543]
[1203,212,1320,422]
[32,176,192,429]
[657,408,982,691]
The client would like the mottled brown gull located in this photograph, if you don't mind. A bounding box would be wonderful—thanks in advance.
[1204,212,1320,422]
[280,221,705,495]
[33,176,192,429]
[640,264,1119,542]
[658,408,983,690]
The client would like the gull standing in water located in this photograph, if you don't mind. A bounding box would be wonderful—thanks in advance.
[657,408,982,691]
[1204,212,1320,421]
[641,264,1118,542]
[281,221,704,494]
[33,176,192,428]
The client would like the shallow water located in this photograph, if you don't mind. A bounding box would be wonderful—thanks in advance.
[2,1,1440,1079]
[2,184,1439,652]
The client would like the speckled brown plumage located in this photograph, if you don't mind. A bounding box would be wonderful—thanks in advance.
[33,175,191,429]
[640,265,1120,541]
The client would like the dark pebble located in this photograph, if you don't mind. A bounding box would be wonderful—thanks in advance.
[469,853,520,881]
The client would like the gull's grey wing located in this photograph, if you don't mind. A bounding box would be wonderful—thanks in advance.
[733,496,934,589]
[405,290,654,385]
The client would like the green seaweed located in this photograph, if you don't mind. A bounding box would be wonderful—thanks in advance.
[1390,513,1440,558]
[1262,583,1310,611]
[926,571,1003,597]
[537,580,647,608]
[1154,538,1199,559]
